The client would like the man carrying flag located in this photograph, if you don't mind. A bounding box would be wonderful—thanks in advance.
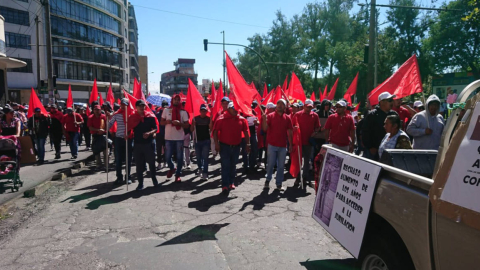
[108,98,134,185]
[160,94,190,182]
[128,100,159,190]
[213,102,249,193]
[28,108,50,165]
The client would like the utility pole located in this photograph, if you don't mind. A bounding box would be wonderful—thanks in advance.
[35,15,42,101]
[366,0,376,102]
[221,31,226,96]
[42,0,54,105]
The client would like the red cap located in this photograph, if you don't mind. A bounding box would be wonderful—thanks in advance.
[93,105,101,110]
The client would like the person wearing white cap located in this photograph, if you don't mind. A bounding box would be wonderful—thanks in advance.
[213,102,250,193]
[257,103,276,168]
[324,100,356,152]
[262,99,293,191]
[292,99,320,187]
[413,101,424,113]
[361,92,398,160]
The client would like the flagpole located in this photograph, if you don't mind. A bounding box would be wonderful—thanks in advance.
[125,106,129,191]
[105,116,109,183]
[298,144,303,190]
[422,91,430,129]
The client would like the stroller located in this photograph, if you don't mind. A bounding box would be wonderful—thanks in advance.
[0,136,23,192]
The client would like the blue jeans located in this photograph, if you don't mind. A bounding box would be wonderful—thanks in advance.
[68,132,79,156]
[165,140,184,176]
[115,137,133,180]
[35,137,46,161]
[266,144,287,185]
[220,143,240,187]
[195,139,210,174]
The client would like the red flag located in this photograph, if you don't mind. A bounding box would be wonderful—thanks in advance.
[99,93,104,106]
[86,79,99,115]
[273,86,285,103]
[211,80,216,104]
[289,118,302,178]
[211,80,224,122]
[27,88,48,118]
[66,85,73,108]
[124,91,138,116]
[261,87,275,105]
[107,84,115,104]
[368,55,422,106]
[310,91,316,101]
[327,78,339,101]
[249,82,257,92]
[353,102,361,112]
[322,85,328,101]
[185,78,208,123]
[263,83,268,98]
[344,72,359,105]
[287,72,307,102]
[282,75,288,93]
[133,77,145,100]
[117,98,121,105]
[225,51,260,116]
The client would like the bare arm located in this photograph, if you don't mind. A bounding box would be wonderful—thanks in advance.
[15,120,21,136]
[325,129,330,143]
[190,118,195,132]
[160,118,172,126]
[262,115,268,132]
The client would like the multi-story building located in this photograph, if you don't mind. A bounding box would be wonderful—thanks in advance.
[127,2,138,92]
[0,0,141,104]
[1,0,44,104]
[160,58,198,96]
[138,55,148,95]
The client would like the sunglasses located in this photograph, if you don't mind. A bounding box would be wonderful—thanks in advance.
[335,106,344,109]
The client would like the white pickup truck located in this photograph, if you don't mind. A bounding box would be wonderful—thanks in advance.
[318,81,480,270]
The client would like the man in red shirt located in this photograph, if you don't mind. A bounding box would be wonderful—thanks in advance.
[88,105,107,170]
[392,98,412,129]
[214,102,250,193]
[293,99,320,186]
[324,100,356,152]
[262,99,293,191]
[62,107,83,159]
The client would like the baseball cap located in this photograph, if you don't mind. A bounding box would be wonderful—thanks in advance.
[227,102,235,109]
[135,99,146,106]
[297,101,304,107]
[93,105,101,110]
[66,107,73,112]
[277,99,286,106]
[305,99,314,107]
[291,103,298,108]
[336,100,347,107]
[378,92,396,102]
[120,98,129,105]
[413,101,423,108]
[34,108,41,112]
[200,104,208,111]
[266,102,276,110]
[221,97,230,102]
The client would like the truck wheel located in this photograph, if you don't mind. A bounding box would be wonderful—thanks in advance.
[359,236,414,270]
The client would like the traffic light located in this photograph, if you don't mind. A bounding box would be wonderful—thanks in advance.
[203,39,208,51]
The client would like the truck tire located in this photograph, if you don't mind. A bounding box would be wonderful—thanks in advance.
[359,235,415,270]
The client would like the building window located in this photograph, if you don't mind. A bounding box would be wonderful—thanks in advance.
[54,59,121,83]
[7,58,33,73]
[5,32,31,50]
[51,16,119,48]
[16,0,28,2]
[52,38,122,67]
[0,6,30,26]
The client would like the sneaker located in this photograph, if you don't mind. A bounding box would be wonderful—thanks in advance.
[276,185,286,191]
[136,184,144,191]
[167,169,175,179]
[113,179,123,185]
[85,147,90,151]
[186,165,191,170]
[37,160,44,165]
[264,181,270,189]
[202,173,208,180]
[175,176,181,183]
[55,153,61,159]
[127,179,132,185]
[222,187,229,194]
[156,164,163,170]
[229,184,236,190]
[196,170,202,176]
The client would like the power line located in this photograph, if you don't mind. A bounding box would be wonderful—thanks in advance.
[133,4,269,29]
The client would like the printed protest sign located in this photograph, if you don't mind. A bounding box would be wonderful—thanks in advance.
[440,102,480,213]
[312,147,381,258]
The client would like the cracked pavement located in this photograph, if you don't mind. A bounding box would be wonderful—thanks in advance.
[0,156,355,270]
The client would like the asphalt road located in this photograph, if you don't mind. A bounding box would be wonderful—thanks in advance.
[0,144,92,206]
[0,155,355,270]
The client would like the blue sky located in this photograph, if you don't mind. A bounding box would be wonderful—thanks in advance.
[130,0,449,94]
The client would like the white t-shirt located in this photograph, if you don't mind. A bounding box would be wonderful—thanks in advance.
[162,108,189,141]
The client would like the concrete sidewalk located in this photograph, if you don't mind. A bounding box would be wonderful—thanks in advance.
[0,156,355,270]
[0,145,93,206]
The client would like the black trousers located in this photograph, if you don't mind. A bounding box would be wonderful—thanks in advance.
[134,141,158,186]
[50,132,62,154]
[82,129,91,148]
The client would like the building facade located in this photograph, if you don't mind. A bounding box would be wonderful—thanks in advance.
[160,58,198,96]
[127,2,138,92]
[0,0,140,104]
[138,55,148,95]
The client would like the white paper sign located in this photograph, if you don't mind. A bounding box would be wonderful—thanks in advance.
[441,102,480,213]
[312,148,381,258]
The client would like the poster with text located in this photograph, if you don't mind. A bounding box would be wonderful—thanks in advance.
[441,102,480,213]
[312,148,381,258]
